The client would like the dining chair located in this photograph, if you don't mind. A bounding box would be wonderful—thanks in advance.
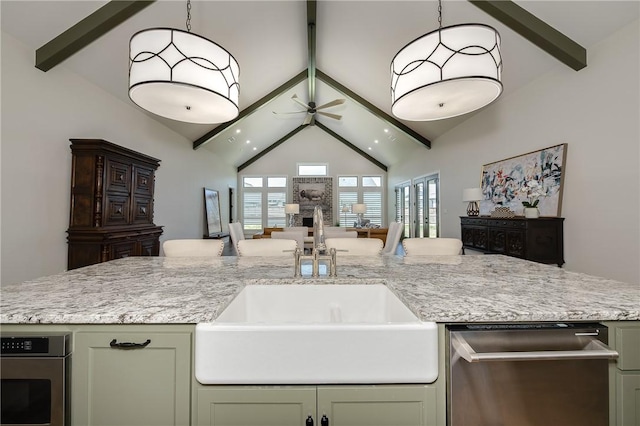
[323,230,357,239]
[271,230,305,250]
[324,238,383,256]
[381,222,404,256]
[324,226,346,232]
[284,226,309,235]
[402,238,463,256]
[236,239,297,257]
[228,222,245,255]
[162,239,225,257]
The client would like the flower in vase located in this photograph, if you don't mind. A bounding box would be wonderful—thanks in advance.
[519,180,545,208]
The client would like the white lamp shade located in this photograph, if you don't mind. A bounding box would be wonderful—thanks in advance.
[352,204,367,214]
[391,24,502,121]
[285,204,299,214]
[129,28,239,124]
[462,188,484,202]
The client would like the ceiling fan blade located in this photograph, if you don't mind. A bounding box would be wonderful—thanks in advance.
[317,111,342,120]
[291,94,310,110]
[272,110,306,116]
[302,113,314,126]
[316,99,346,110]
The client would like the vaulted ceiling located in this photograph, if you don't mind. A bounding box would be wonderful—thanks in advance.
[2,1,638,170]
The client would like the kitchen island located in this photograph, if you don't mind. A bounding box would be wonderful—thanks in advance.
[1,255,637,324]
[1,255,638,426]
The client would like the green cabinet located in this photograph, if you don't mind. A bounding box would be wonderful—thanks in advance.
[72,325,192,426]
[606,321,640,426]
[196,385,439,426]
[317,385,437,426]
[196,386,316,426]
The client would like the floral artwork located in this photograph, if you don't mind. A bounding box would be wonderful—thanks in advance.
[480,144,567,216]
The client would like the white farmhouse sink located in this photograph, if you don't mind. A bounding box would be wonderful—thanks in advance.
[195,284,438,384]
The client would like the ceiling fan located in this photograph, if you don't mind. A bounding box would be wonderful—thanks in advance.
[274,1,345,126]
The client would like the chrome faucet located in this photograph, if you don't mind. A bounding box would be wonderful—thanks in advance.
[313,205,326,252]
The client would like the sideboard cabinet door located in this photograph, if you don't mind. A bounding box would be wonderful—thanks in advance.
[67,139,163,270]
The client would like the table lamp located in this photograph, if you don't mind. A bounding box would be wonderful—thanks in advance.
[341,205,350,226]
[352,203,367,227]
[462,188,483,216]
[285,203,299,227]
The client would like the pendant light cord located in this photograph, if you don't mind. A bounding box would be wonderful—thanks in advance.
[437,0,442,29]
[186,0,192,32]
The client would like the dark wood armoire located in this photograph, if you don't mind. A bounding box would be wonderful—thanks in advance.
[67,139,163,270]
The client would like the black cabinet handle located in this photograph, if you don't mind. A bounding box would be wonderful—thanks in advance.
[321,415,329,426]
[109,339,151,349]
[306,414,314,426]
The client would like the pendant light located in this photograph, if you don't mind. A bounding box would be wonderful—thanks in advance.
[391,0,502,121]
[128,0,239,124]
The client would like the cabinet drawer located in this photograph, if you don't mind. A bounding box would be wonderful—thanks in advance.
[105,158,131,194]
[111,241,137,259]
[617,327,640,370]
[461,218,487,226]
[139,237,160,256]
[487,219,526,228]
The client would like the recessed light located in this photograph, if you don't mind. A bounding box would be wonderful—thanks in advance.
[246,140,251,144]
[383,128,389,133]
[374,140,379,144]
[236,129,241,134]
[368,147,372,150]
[253,147,257,151]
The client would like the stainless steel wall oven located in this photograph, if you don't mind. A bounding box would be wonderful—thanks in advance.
[1,333,71,426]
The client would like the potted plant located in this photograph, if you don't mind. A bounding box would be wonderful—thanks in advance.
[519,180,544,218]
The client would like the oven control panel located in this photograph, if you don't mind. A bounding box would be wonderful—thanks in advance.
[0,333,70,357]
[1,337,50,354]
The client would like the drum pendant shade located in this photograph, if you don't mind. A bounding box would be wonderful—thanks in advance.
[391,24,502,121]
[129,28,239,124]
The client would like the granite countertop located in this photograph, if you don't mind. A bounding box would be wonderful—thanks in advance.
[1,255,638,324]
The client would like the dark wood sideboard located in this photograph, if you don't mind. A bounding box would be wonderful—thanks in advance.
[67,139,163,270]
[460,216,564,266]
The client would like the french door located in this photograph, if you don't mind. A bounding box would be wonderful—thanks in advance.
[395,182,411,238]
[413,174,439,238]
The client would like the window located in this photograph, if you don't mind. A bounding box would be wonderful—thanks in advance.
[242,176,287,231]
[297,164,328,176]
[338,175,383,227]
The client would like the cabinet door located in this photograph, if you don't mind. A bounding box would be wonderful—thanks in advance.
[488,228,506,253]
[196,387,316,426]
[505,230,525,258]
[133,166,154,196]
[317,385,437,426]
[104,193,131,226]
[131,196,153,224]
[104,158,131,194]
[617,373,640,426]
[72,331,191,426]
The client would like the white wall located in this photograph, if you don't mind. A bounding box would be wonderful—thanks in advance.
[241,125,387,222]
[389,20,640,285]
[0,32,236,286]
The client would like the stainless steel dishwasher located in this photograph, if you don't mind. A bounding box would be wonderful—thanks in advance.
[447,323,618,426]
